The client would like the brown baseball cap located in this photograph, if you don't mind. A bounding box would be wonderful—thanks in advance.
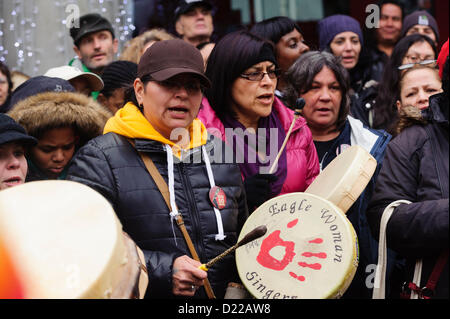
[137,39,211,88]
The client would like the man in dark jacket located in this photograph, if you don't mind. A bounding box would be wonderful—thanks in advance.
[363,0,404,82]
[367,57,449,299]
[66,39,249,299]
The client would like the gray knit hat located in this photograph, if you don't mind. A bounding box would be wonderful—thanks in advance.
[401,10,439,43]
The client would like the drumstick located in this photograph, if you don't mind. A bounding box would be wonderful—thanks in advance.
[268,98,306,174]
[199,225,267,271]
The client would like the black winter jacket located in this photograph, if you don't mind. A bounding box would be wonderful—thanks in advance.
[66,132,249,299]
[367,93,449,298]
[348,46,385,129]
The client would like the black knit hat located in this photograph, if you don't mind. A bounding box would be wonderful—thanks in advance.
[175,0,212,21]
[100,61,138,96]
[70,13,115,46]
[0,113,37,147]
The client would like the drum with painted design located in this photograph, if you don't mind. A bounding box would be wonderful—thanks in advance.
[0,180,148,299]
[305,145,377,214]
[235,192,358,299]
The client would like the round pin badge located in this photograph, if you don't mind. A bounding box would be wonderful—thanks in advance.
[209,186,227,210]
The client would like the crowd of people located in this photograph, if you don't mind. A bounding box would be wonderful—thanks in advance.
[0,0,448,300]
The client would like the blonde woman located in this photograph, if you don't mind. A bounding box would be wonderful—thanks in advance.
[396,65,442,112]
[119,28,174,64]
[367,57,449,299]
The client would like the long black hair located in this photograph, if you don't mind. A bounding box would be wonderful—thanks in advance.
[373,34,437,132]
[204,30,276,121]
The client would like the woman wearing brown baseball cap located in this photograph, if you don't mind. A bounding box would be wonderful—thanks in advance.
[66,39,249,299]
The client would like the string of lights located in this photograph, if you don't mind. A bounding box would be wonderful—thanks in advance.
[0,0,134,76]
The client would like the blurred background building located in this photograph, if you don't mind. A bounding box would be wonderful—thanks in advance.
[0,0,448,77]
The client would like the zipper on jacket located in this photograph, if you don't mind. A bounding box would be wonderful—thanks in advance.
[178,162,206,262]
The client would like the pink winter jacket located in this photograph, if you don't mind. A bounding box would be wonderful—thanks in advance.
[198,97,320,195]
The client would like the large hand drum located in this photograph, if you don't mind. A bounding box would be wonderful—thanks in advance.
[236,193,358,299]
[305,145,377,214]
[0,180,148,299]
[236,146,377,299]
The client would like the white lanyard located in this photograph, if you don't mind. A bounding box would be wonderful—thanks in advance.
[202,146,226,241]
[165,145,226,241]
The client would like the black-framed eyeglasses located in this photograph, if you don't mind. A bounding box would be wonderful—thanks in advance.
[398,59,437,70]
[240,69,281,81]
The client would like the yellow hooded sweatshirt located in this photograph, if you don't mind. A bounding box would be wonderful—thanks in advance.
[103,102,208,158]
[104,102,227,241]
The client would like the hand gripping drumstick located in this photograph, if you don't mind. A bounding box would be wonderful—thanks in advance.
[268,98,306,174]
[199,225,267,271]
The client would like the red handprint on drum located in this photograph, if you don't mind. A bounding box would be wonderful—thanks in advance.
[256,218,327,283]
[256,230,296,270]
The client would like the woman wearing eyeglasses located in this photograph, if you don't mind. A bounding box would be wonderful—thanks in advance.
[283,51,391,299]
[198,30,319,212]
[372,34,437,135]
[66,40,249,298]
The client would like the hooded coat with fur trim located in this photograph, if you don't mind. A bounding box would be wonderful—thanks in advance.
[8,91,111,144]
[367,93,449,298]
[8,91,112,180]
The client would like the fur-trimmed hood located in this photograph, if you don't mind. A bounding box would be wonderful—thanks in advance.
[396,93,448,135]
[396,105,427,135]
[7,91,112,145]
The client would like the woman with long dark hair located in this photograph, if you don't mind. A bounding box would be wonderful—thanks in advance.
[198,30,319,212]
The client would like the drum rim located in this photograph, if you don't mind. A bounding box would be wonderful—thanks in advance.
[0,180,133,298]
[305,145,377,214]
[235,192,359,299]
